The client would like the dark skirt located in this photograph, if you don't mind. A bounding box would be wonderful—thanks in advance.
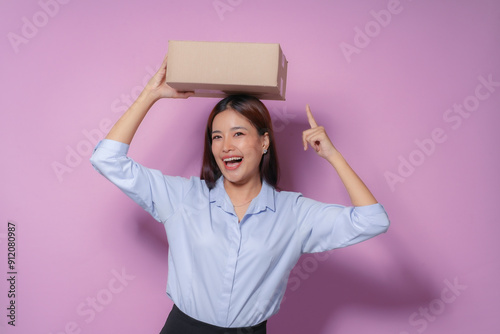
[160,305,267,334]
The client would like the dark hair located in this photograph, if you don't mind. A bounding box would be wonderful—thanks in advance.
[200,95,280,190]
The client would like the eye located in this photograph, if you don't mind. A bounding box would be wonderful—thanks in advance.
[212,135,222,140]
[234,132,244,137]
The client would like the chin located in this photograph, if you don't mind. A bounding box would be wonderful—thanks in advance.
[222,174,244,185]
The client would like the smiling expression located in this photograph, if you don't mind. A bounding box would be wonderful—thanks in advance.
[211,108,269,186]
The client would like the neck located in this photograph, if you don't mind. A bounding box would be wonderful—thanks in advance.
[224,176,262,205]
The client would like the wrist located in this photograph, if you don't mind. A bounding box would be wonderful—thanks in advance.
[326,150,344,166]
[138,87,161,105]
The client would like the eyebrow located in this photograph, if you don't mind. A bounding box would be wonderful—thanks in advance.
[211,126,248,134]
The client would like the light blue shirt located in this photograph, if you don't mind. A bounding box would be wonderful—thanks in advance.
[90,139,390,327]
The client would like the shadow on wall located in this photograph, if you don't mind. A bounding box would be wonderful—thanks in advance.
[268,244,440,334]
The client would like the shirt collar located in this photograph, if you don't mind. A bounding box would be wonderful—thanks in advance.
[209,177,276,215]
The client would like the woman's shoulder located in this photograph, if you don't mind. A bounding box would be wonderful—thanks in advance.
[273,187,304,205]
[274,187,340,210]
[164,175,209,191]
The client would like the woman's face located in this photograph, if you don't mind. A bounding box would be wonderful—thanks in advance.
[211,108,269,186]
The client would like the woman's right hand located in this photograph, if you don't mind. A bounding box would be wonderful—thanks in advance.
[142,54,194,101]
[104,54,194,144]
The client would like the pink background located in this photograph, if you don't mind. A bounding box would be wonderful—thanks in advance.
[1,0,499,333]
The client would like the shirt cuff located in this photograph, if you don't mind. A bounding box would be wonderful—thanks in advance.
[354,203,387,216]
[93,139,130,155]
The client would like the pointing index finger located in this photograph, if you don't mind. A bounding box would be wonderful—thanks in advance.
[306,104,318,128]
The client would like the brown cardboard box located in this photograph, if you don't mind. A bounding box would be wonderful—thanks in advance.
[166,40,288,100]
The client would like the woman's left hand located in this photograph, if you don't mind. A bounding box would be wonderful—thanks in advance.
[302,105,378,206]
[302,105,339,160]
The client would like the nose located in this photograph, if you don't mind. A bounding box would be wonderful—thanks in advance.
[222,137,234,152]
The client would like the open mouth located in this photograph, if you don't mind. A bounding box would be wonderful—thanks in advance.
[223,156,243,170]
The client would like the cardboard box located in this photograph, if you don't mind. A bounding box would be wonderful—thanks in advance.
[166,40,288,100]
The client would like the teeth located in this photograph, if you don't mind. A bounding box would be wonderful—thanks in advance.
[224,157,242,162]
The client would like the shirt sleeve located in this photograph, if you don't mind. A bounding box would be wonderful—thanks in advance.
[89,139,192,223]
[293,195,390,253]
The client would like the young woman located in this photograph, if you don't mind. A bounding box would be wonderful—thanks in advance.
[90,55,390,334]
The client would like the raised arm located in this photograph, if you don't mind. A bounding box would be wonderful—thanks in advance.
[106,55,194,144]
[302,105,378,207]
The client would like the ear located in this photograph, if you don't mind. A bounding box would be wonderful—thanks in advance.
[261,132,270,151]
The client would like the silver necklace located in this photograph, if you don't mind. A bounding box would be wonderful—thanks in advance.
[233,199,253,207]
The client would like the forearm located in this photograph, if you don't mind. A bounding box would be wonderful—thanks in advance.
[302,105,379,207]
[327,151,378,207]
[105,90,158,145]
